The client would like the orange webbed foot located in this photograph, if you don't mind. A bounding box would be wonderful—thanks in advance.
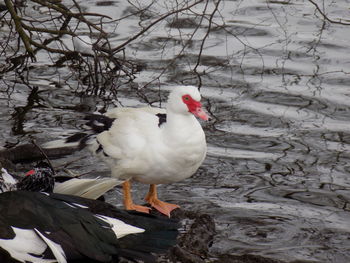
[125,203,152,214]
[145,184,180,217]
[123,180,151,214]
[146,198,180,217]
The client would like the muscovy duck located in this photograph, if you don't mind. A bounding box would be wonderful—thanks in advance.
[15,162,55,192]
[0,162,120,199]
[0,190,179,263]
[44,86,208,217]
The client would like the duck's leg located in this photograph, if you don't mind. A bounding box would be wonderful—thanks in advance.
[145,184,180,217]
[123,181,151,213]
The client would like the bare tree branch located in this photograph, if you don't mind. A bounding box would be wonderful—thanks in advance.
[4,0,35,58]
[2,0,226,97]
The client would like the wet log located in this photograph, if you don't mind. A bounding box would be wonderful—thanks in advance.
[0,144,78,164]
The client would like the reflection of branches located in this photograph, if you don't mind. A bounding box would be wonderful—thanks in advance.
[303,0,350,91]
[11,86,43,135]
[133,0,255,89]
[193,0,221,88]
[111,0,204,52]
[308,0,350,26]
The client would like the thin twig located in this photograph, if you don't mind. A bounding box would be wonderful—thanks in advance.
[30,139,56,174]
[193,0,222,88]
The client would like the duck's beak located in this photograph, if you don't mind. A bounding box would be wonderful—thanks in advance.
[191,105,209,121]
[183,95,210,121]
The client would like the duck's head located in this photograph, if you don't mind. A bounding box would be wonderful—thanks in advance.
[167,86,209,121]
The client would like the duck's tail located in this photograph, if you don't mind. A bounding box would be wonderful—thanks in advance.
[42,114,116,151]
[41,132,92,150]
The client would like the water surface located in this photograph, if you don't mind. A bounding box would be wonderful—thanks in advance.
[1,0,350,262]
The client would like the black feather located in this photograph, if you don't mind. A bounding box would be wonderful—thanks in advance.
[78,134,94,149]
[49,193,180,259]
[66,132,88,143]
[84,114,116,134]
[96,143,103,154]
[0,191,122,262]
[0,191,179,263]
[156,113,167,127]
[44,114,116,153]
[0,247,19,263]
[95,141,109,157]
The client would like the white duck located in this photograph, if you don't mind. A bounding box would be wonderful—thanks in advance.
[45,85,208,217]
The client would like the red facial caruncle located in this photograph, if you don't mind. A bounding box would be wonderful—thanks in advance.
[182,94,209,121]
[25,170,35,176]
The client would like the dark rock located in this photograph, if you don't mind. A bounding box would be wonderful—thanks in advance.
[155,209,216,263]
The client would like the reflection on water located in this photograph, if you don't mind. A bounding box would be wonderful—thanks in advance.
[1,0,350,262]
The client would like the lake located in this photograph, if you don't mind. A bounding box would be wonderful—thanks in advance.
[1,0,350,262]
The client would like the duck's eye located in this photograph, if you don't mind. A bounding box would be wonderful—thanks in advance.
[182,94,192,104]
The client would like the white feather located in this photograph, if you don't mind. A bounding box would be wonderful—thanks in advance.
[61,201,88,209]
[1,168,17,185]
[72,202,89,209]
[95,214,145,238]
[41,139,79,149]
[54,178,121,199]
[0,227,57,263]
[34,229,67,263]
